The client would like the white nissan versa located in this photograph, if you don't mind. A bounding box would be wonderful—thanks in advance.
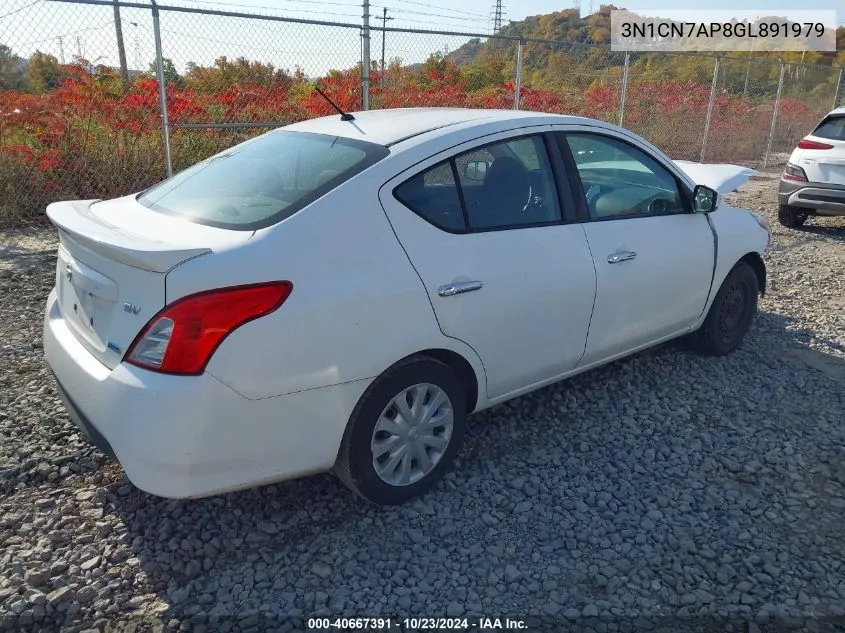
[43,108,771,504]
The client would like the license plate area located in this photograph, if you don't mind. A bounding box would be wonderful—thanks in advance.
[56,246,118,352]
[817,162,845,186]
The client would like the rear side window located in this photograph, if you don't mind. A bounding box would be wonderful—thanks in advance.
[394,161,465,231]
[138,131,389,230]
[393,134,562,233]
[812,116,845,141]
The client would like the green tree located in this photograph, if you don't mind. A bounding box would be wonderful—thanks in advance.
[26,51,62,92]
[183,56,292,92]
[417,52,460,86]
[0,44,24,90]
[463,51,509,91]
[147,57,180,84]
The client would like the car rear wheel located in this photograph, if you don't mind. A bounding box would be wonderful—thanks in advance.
[777,204,808,228]
[694,262,759,356]
[335,356,467,505]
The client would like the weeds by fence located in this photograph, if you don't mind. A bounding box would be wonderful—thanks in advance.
[0,0,842,224]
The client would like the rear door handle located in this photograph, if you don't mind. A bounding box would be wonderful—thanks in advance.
[607,251,637,264]
[437,281,483,297]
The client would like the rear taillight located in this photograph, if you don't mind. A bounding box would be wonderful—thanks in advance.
[126,281,293,375]
[783,162,808,182]
[797,138,834,150]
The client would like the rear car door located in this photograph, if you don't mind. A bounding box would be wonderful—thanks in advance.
[557,129,715,365]
[379,130,597,399]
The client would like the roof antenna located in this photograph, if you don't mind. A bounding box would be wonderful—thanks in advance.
[313,84,355,121]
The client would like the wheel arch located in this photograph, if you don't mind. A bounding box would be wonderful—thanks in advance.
[739,251,766,296]
[414,348,479,414]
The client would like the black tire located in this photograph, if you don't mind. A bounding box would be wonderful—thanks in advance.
[777,204,807,228]
[335,355,467,505]
[694,262,759,356]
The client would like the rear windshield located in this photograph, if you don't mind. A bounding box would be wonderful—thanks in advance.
[138,131,389,230]
[812,115,845,141]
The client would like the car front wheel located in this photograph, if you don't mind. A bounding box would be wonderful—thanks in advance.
[335,356,467,505]
[777,204,808,228]
[694,262,759,356]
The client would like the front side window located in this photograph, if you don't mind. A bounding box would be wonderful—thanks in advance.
[138,131,389,230]
[565,133,686,219]
[394,134,562,232]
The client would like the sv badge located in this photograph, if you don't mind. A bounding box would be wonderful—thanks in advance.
[123,302,142,315]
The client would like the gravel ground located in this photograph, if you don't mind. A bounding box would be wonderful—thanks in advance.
[1,172,844,633]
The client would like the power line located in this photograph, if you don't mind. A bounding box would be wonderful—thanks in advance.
[392,0,488,19]
[175,1,362,19]
[173,0,364,11]
[178,0,486,27]
[379,16,487,30]
[18,21,114,49]
[160,27,354,59]
[378,6,489,23]
[0,0,42,20]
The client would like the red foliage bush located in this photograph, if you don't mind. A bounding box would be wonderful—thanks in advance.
[0,63,828,225]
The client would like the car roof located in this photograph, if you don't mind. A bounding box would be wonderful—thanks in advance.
[280,108,584,147]
[827,107,845,117]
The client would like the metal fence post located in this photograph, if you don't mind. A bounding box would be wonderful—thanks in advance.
[834,67,844,110]
[763,60,786,169]
[513,39,524,110]
[700,55,719,163]
[618,51,629,127]
[150,0,172,178]
[361,0,370,110]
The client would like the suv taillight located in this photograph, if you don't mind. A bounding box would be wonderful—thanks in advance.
[783,162,808,182]
[797,138,834,150]
[126,282,293,375]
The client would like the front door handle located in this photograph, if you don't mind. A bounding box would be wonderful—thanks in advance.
[437,281,483,297]
[607,251,637,264]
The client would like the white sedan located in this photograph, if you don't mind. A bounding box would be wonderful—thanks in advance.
[43,108,771,504]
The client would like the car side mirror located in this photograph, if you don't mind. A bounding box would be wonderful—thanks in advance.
[464,160,490,182]
[692,185,718,213]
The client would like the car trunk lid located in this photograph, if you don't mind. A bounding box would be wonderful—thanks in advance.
[802,133,845,185]
[47,196,252,369]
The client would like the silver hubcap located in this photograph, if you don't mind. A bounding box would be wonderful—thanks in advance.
[370,383,454,487]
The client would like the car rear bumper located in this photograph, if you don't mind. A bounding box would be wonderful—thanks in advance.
[778,179,845,215]
[43,289,370,499]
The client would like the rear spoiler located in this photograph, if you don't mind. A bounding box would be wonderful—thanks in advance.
[46,200,211,273]
[673,161,756,195]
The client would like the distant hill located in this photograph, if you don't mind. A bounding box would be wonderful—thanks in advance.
[446,5,845,74]
[447,6,615,67]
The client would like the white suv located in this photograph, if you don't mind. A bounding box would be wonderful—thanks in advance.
[778,106,845,228]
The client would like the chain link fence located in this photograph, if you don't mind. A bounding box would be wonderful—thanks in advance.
[1,0,843,224]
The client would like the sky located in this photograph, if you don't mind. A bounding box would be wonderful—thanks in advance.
[1,0,841,77]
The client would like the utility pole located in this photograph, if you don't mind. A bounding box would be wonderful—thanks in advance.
[113,0,129,84]
[380,7,393,87]
[743,42,753,97]
[56,36,65,64]
[492,0,504,33]
[362,0,370,110]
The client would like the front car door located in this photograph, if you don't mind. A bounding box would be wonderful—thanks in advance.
[556,129,715,365]
[378,129,597,399]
